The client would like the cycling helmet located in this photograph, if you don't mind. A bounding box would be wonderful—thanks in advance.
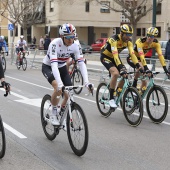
[146,27,158,37]
[0,36,2,40]
[120,24,133,34]
[20,35,24,38]
[59,23,76,35]
[74,33,78,39]
[1,36,4,40]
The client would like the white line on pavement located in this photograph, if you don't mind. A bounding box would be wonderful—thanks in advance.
[3,122,27,139]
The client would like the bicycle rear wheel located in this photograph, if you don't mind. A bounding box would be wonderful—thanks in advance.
[72,69,83,94]
[0,115,6,158]
[22,57,27,71]
[67,103,88,156]
[122,86,143,127]
[1,56,6,73]
[96,82,111,117]
[40,94,57,140]
[146,85,168,123]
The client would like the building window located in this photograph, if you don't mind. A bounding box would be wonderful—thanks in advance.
[85,1,89,12]
[142,28,146,36]
[50,1,54,12]
[136,28,141,36]
[100,1,110,13]
[156,27,161,37]
[156,3,161,15]
[101,33,107,38]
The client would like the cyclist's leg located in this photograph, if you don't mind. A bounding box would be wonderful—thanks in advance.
[59,65,72,107]
[101,55,118,107]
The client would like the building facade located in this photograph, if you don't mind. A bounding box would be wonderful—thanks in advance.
[6,0,170,46]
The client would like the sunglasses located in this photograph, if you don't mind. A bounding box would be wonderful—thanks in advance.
[64,35,75,40]
[125,33,132,37]
[147,35,155,38]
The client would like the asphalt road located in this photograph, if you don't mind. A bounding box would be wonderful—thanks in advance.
[0,57,170,170]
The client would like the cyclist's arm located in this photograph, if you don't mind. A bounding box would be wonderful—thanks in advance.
[3,41,8,52]
[75,44,89,85]
[136,43,147,67]
[109,38,123,70]
[49,42,63,88]
[127,41,139,66]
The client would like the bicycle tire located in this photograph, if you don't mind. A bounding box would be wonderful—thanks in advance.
[0,115,6,158]
[72,69,83,94]
[40,94,57,141]
[96,82,111,118]
[67,103,89,156]
[146,85,168,123]
[22,57,27,71]
[16,58,21,70]
[122,86,143,127]
[1,56,6,73]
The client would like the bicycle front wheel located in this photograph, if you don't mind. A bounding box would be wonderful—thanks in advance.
[146,85,168,123]
[122,86,143,127]
[40,94,57,140]
[22,57,27,71]
[67,103,88,156]
[0,115,6,158]
[72,69,83,94]
[1,57,6,73]
[96,82,111,117]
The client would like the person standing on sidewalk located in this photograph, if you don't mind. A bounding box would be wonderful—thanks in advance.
[44,34,51,54]
[127,27,170,89]
[100,24,142,108]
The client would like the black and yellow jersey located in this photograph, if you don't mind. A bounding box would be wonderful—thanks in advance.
[101,34,138,68]
[133,37,166,67]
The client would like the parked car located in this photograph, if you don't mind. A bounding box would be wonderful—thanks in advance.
[79,40,92,54]
[91,38,108,51]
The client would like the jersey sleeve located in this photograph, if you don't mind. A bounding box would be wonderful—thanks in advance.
[155,42,166,67]
[109,38,122,67]
[135,41,147,66]
[49,41,63,88]
[127,41,139,65]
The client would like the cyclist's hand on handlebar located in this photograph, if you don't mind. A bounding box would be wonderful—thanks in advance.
[144,65,152,77]
[85,83,94,96]
[163,66,170,78]
[56,86,64,97]
[120,67,127,77]
[1,81,11,95]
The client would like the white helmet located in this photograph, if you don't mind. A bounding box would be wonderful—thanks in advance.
[1,36,4,40]
[20,35,24,38]
[59,23,76,35]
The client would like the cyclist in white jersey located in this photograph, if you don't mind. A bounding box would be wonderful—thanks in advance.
[42,23,93,126]
[16,35,28,65]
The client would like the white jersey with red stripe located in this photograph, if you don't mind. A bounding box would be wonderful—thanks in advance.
[17,40,27,48]
[43,37,89,87]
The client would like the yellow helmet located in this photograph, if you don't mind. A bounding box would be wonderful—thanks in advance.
[120,24,133,34]
[146,27,159,37]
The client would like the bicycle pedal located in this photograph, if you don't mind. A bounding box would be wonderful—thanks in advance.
[110,107,116,112]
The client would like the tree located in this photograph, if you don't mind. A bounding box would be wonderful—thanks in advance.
[95,0,163,41]
[0,0,45,61]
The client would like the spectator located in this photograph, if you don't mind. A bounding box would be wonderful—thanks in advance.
[32,36,36,45]
[44,34,51,54]
[39,36,44,50]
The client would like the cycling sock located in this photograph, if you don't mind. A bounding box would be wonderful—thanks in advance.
[109,88,115,100]
[132,79,138,88]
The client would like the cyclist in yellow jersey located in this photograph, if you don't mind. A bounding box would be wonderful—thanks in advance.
[100,24,142,108]
[127,27,169,89]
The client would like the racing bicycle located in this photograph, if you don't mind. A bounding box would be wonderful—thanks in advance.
[96,72,143,127]
[0,86,10,159]
[16,50,28,71]
[41,85,89,156]
[137,72,168,123]
[69,58,83,94]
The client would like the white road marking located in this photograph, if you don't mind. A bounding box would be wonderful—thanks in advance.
[3,122,27,139]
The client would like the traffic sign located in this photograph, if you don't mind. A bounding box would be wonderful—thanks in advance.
[8,24,14,30]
